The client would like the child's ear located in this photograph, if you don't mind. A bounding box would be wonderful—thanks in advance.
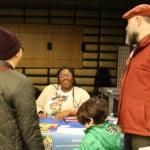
[89,118,94,126]
[85,118,94,128]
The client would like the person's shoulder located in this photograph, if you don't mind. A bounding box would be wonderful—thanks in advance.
[74,86,88,93]
[82,129,96,142]
[74,86,90,98]
[102,121,121,136]
[43,84,59,91]
[82,127,102,147]
[9,69,31,83]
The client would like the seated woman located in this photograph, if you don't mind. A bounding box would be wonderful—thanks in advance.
[36,67,90,119]
[76,96,121,150]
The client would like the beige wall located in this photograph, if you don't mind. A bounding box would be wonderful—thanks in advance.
[0,23,83,67]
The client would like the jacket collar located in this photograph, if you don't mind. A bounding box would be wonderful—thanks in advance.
[138,34,150,49]
[0,60,13,69]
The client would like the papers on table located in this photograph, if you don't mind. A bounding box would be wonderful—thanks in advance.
[57,127,85,135]
[139,147,150,150]
[40,123,85,135]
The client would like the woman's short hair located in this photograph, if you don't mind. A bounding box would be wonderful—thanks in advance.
[57,66,76,85]
[77,96,108,125]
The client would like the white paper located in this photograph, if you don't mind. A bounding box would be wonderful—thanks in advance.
[139,146,150,150]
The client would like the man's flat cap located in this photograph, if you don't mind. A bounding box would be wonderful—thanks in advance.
[122,4,150,19]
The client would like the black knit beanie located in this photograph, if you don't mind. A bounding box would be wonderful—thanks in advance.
[0,27,21,60]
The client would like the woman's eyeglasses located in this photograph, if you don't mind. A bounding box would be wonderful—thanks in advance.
[59,74,72,79]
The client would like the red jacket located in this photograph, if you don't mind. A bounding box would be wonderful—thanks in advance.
[118,34,150,136]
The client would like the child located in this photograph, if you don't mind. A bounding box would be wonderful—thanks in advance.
[75,96,121,150]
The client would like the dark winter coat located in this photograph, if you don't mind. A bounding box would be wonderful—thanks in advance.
[0,61,44,150]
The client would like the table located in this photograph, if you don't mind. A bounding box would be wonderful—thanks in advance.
[40,117,85,150]
[100,87,119,114]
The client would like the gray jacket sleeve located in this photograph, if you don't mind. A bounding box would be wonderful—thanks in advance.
[13,79,44,150]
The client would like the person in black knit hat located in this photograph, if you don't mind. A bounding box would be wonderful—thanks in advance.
[0,28,21,60]
[0,27,44,150]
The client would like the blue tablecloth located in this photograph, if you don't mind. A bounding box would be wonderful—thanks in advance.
[40,117,84,150]
[40,117,84,128]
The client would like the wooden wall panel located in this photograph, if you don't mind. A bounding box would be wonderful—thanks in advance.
[0,23,83,68]
[0,8,126,93]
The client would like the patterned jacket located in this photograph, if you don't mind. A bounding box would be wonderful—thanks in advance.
[75,121,121,150]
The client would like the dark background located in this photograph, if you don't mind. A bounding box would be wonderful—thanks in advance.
[0,0,149,9]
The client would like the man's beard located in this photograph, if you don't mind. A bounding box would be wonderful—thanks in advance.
[125,32,138,46]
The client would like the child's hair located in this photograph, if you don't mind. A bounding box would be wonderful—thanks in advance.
[77,96,108,125]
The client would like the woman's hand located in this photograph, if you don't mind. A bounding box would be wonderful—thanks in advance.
[55,110,70,120]
[55,110,77,120]
[38,111,48,118]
